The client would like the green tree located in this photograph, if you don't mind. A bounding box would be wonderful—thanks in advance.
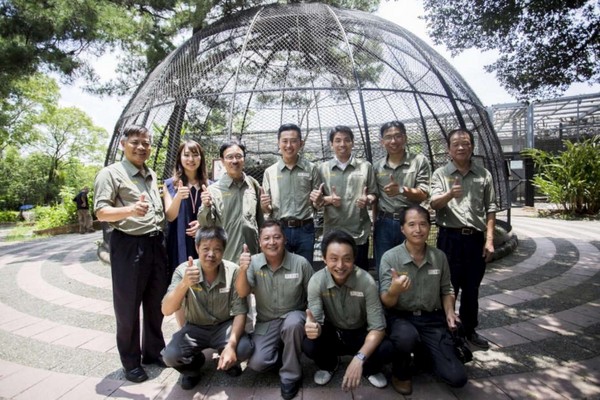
[422,0,600,100]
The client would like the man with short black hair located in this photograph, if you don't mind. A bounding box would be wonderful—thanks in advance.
[74,186,94,233]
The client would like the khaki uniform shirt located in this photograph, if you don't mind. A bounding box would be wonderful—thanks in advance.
[262,157,321,220]
[198,173,264,262]
[307,266,385,331]
[94,159,164,235]
[379,243,454,312]
[318,156,377,244]
[246,250,313,333]
[374,152,431,212]
[167,259,248,326]
[431,161,498,232]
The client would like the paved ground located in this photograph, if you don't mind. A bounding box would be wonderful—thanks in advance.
[0,210,599,399]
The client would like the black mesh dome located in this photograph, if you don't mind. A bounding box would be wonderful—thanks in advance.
[108,2,509,211]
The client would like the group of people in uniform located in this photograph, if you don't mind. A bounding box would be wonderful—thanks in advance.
[93,121,498,398]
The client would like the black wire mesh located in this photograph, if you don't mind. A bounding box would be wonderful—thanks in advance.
[108,2,510,211]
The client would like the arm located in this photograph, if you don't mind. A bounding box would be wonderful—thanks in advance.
[235,245,252,298]
[161,258,198,316]
[442,293,459,330]
[96,197,147,222]
[342,329,385,391]
[163,183,181,222]
[403,156,431,202]
[217,313,246,370]
[483,212,496,261]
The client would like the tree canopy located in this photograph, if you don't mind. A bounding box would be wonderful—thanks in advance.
[422,0,600,100]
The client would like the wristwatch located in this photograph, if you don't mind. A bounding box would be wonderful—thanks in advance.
[355,352,367,362]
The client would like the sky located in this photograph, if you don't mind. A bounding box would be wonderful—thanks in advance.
[58,0,600,135]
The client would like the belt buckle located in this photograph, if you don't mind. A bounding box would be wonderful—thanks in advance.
[413,310,421,316]
[461,228,473,235]
[148,230,160,237]
[393,212,401,220]
[285,219,298,228]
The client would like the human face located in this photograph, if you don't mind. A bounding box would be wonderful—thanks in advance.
[180,145,201,174]
[278,130,303,162]
[221,145,245,180]
[324,242,355,286]
[197,238,224,272]
[448,132,473,164]
[330,132,353,162]
[401,209,430,247]
[121,132,152,168]
[381,126,406,157]
[259,225,286,260]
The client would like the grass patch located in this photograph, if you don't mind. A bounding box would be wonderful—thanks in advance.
[4,223,48,242]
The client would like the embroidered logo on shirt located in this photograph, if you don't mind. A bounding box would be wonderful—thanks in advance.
[428,269,441,275]
[285,273,299,279]
[350,291,364,297]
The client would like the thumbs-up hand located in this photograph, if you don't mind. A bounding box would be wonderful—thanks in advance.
[328,185,341,207]
[239,244,251,271]
[389,269,411,296]
[356,186,369,209]
[130,193,150,217]
[176,180,190,200]
[384,174,402,197]
[183,256,200,288]
[310,183,325,207]
[305,309,321,339]
[200,184,212,207]
[449,176,463,199]
[260,187,272,213]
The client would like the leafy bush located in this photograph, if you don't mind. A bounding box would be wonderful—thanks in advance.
[34,187,78,230]
[0,211,19,223]
[522,136,600,214]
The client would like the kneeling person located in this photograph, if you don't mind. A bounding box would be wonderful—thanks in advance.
[161,227,254,390]
[303,230,393,391]
[379,205,467,395]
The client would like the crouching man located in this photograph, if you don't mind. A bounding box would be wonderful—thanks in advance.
[161,227,254,390]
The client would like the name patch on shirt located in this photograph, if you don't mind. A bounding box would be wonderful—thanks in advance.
[473,178,484,183]
[428,269,441,275]
[219,287,230,294]
[297,172,310,177]
[285,273,299,279]
[350,291,364,297]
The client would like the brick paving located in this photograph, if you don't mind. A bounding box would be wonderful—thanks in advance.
[0,211,598,399]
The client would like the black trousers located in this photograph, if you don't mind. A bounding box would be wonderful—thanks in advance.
[437,227,486,335]
[110,229,169,370]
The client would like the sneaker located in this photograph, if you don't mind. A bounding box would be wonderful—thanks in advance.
[366,372,387,388]
[314,370,334,385]
[467,331,490,350]
[180,374,201,390]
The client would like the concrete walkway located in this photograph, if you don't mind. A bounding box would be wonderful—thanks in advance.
[0,212,598,399]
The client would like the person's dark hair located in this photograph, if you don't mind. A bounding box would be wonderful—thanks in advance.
[121,125,151,140]
[172,140,208,188]
[195,226,228,248]
[219,139,246,158]
[328,125,353,143]
[321,229,357,259]
[446,128,474,146]
[379,120,406,137]
[277,123,302,141]
[399,205,431,226]
[259,219,286,237]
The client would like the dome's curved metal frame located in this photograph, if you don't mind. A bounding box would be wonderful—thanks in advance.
[108,2,510,211]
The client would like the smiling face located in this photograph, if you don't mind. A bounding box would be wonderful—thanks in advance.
[278,129,303,163]
[401,208,431,248]
[197,238,224,273]
[121,131,152,168]
[448,131,473,164]
[259,224,286,260]
[221,145,245,180]
[381,126,407,157]
[179,143,202,175]
[324,242,355,286]
[330,132,354,162]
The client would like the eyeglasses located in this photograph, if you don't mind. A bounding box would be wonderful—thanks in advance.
[224,154,244,161]
[382,134,405,142]
[127,140,152,148]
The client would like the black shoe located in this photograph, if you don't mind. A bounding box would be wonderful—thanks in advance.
[142,356,167,368]
[225,364,242,377]
[467,331,490,350]
[281,379,301,400]
[180,374,201,390]
[124,366,148,383]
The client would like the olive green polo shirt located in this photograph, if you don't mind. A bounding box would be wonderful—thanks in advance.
[431,161,499,232]
[374,152,431,212]
[198,173,264,262]
[94,158,165,235]
[246,250,313,332]
[379,243,454,312]
[262,156,321,221]
[307,266,385,331]
[167,259,248,326]
[318,156,377,245]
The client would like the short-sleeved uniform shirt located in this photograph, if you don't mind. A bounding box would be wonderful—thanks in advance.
[167,259,248,326]
[262,156,321,220]
[94,158,164,235]
[431,161,498,231]
[374,152,431,212]
[379,243,454,312]
[307,265,385,331]
[198,173,264,262]
[246,250,313,333]
[318,157,377,245]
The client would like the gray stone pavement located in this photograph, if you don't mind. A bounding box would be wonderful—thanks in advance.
[0,211,599,399]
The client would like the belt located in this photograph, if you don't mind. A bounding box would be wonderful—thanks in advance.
[139,230,162,237]
[440,226,480,236]
[377,210,405,220]
[397,309,441,317]
[281,218,313,228]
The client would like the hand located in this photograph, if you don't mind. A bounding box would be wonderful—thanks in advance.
[239,244,251,271]
[304,309,321,339]
[356,187,369,209]
[327,186,341,208]
[200,184,212,207]
[185,220,199,237]
[389,269,411,295]
[310,183,325,206]
[449,176,463,199]
[342,357,363,391]
[217,345,238,371]
[260,187,272,212]
[176,180,190,200]
[383,174,401,197]
[130,194,150,217]
[483,238,495,262]
[446,311,460,331]
[183,256,200,287]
